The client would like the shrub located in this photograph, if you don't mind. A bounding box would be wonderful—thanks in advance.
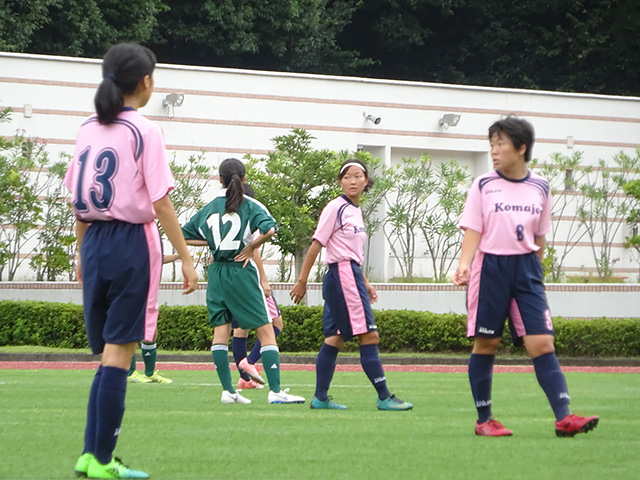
[0,300,638,357]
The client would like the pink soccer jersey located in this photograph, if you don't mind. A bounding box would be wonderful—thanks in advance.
[459,170,551,255]
[313,195,367,265]
[63,109,174,223]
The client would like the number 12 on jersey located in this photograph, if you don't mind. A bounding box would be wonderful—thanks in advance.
[207,213,241,251]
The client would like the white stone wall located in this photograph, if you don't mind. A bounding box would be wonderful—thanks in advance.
[0,282,637,319]
[1,52,639,281]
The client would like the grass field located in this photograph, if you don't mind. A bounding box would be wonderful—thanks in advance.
[1,368,639,480]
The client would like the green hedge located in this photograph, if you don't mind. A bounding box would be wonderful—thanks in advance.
[1,300,639,357]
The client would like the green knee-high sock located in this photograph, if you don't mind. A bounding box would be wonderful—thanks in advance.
[128,352,137,376]
[141,342,157,377]
[260,345,281,393]
[211,344,235,393]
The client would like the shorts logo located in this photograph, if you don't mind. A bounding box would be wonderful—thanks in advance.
[478,327,495,335]
[544,309,553,331]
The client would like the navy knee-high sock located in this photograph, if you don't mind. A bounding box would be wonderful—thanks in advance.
[533,352,571,421]
[232,337,250,382]
[94,366,127,465]
[315,343,339,401]
[360,344,391,400]
[83,365,103,454]
[469,354,495,423]
[248,326,281,365]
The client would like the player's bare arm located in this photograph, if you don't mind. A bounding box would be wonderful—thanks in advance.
[234,228,275,267]
[534,235,546,262]
[74,220,90,284]
[363,274,378,304]
[290,239,323,304]
[454,228,482,286]
[185,239,208,246]
[154,194,198,294]
[251,248,272,297]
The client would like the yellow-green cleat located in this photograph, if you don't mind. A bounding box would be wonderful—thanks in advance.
[145,371,173,384]
[127,371,152,384]
[86,456,149,479]
[74,453,94,477]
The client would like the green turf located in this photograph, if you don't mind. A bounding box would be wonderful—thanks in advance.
[0,368,638,480]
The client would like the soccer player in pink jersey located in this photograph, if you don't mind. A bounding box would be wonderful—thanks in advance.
[291,159,413,411]
[65,43,198,479]
[453,116,598,437]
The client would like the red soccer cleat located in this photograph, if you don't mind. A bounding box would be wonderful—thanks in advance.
[555,414,599,437]
[475,419,513,437]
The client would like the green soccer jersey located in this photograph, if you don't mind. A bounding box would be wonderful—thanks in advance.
[181,190,277,262]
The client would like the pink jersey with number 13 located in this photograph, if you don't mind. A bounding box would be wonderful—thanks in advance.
[63,109,174,224]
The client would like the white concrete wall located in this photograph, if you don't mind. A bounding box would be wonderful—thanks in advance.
[0,282,637,319]
[1,52,640,281]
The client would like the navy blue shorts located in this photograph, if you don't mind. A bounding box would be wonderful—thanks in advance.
[81,220,162,354]
[466,252,553,344]
[322,260,377,341]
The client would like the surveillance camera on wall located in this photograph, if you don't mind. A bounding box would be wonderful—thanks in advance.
[363,111,382,125]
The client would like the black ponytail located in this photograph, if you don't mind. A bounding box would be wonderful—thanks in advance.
[95,42,156,125]
[219,158,247,213]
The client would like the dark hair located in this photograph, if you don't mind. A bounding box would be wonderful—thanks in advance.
[95,42,156,125]
[243,183,256,198]
[338,158,374,192]
[488,115,535,162]
[219,158,246,213]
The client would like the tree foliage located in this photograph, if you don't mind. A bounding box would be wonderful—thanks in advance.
[0,0,165,57]
[2,0,639,95]
[245,129,342,278]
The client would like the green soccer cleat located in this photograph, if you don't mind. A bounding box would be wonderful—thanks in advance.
[86,456,150,479]
[310,396,347,410]
[377,394,413,411]
[127,371,151,384]
[145,371,173,384]
[74,453,94,477]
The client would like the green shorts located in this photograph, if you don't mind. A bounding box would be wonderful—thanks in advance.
[206,261,270,330]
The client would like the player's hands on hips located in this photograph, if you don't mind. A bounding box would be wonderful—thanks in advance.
[234,245,256,267]
[290,280,307,304]
[453,264,470,286]
[182,263,199,294]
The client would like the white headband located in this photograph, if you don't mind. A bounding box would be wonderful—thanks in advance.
[340,162,366,175]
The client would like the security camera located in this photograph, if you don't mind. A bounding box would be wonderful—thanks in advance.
[363,112,382,125]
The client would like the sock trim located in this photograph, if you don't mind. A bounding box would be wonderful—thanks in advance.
[260,345,279,354]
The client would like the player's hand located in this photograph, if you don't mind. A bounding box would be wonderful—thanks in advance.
[261,278,272,297]
[366,283,378,304]
[234,245,256,268]
[290,280,307,304]
[453,265,470,286]
[182,263,199,294]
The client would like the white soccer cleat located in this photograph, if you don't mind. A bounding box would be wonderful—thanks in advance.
[221,390,251,404]
[268,388,306,404]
